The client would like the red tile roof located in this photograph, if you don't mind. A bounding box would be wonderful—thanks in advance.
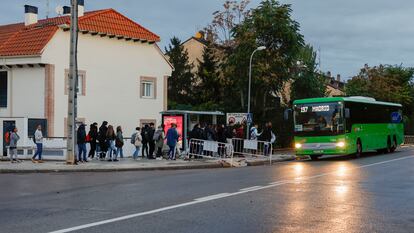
[0,9,160,57]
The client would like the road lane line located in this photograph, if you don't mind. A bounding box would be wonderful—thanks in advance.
[239,186,263,191]
[195,193,231,201]
[49,155,414,233]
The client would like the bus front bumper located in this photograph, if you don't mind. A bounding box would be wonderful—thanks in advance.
[294,142,352,156]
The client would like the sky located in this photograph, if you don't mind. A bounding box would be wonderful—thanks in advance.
[2,0,414,79]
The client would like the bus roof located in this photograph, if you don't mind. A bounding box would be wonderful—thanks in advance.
[293,96,402,107]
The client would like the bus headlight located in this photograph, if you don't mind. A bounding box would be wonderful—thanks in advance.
[295,143,302,149]
[336,142,346,148]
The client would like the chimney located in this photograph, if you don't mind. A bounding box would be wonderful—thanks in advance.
[63,6,71,15]
[63,1,84,17]
[24,5,38,26]
[78,0,85,17]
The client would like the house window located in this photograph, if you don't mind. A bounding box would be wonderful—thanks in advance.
[28,119,48,137]
[142,81,154,98]
[65,70,86,96]
[140,77,157,99]
[0,71,7,108]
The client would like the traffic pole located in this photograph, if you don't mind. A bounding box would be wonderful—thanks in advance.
[66,0,78,165]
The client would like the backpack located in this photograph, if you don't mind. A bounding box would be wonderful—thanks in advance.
[153,131,161,141]
[131,132,137,144]
[4,132,10,145]
[134,134,142,146]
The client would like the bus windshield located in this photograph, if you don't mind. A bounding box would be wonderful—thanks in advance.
[294,102,344,136]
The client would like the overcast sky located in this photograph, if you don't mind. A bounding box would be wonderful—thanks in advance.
[2,0,414,79]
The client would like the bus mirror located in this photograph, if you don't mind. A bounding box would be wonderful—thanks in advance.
[284,109,292,121]
[345,108,350,118]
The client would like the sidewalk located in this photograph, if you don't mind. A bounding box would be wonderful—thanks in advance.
[0,153,295,173]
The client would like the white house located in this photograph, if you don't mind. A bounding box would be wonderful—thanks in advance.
[0,2,173,156]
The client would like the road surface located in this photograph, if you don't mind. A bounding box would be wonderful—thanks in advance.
[1,147,414,233]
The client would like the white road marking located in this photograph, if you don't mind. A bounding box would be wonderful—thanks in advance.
[195,193,231,201]
[239,186,263,191]
[48,155,414,233]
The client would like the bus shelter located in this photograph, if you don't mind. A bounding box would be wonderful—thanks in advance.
[160,110,224,151]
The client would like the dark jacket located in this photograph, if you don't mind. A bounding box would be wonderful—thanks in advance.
[141,126,150,144]
[98,125,108,142]
[204,127,216,141]
[88,125,98,143]
[190,127,204,140]
[259,126,272,142]
[148,127,155,143]
[217,127,226,143]
[166,128,179,146]
[77,125,87,144]
[225,125,234,139]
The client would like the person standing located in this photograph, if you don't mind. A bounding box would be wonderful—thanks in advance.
[9,127,21,163]
[106,125,116,161]
[154,125,165,159]
[98,121,108,160]
[250,123,261,140]
[77,124,88,163]
[88,123,98,159]
[114,126,124,161]
[259,122,273,156]
[166,123,179,160]
[132,127,142,160]
[141,125,150,159]
[148,123,156,159]
[32,125,44,163]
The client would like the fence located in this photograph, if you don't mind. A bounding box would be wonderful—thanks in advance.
[187,138,233,163]
[231,138,273,165]
[405,135,414,145]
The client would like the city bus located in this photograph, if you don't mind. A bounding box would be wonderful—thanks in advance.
[291,96,404,160]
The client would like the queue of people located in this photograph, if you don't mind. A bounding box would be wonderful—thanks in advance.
[75,121,174,163]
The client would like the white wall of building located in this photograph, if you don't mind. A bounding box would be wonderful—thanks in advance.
[0,67,45,118]
[42,29,172,136]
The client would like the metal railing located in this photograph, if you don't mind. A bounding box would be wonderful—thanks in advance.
[404,135,414,144]
[231,138,273,165]
[187,138,234,165]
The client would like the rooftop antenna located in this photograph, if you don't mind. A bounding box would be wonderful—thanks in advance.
[55,5,64,16]
[46,0,50,18]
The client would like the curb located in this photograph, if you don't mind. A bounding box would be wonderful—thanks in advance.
[0,155,295,174]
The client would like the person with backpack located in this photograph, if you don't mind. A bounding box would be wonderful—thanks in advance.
[141,125,150,159]
[166,123,179,160]
[131,127,142,160]
[77,124,88,163]
[106,125,116,161]
[87,123,98,159]
[32,125,44,163]
[148,123,156,159]
[9,127,21,163]
[114,126,124,161]
[154,125,165,159]
[250,123,261,140]
[259,122,274,156]
[98,121,108,160]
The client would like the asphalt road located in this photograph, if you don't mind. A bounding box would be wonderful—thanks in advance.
[1,147,414,233]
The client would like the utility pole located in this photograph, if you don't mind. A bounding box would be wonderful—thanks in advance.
[66,0,78,165]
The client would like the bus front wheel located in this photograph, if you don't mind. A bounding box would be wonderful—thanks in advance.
[390,136,397,153]
[355,140,362,158]
[310,155,320,161]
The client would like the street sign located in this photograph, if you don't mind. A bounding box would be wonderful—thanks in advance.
[247,113,253,124]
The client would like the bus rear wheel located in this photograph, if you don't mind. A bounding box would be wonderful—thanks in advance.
[355,140,362,158]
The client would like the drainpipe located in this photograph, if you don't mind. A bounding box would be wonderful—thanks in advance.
[1,58,12,117]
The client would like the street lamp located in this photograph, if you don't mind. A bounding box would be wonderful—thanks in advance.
[247,46,266,139]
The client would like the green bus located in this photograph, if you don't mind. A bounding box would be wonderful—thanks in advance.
[292,96,404,160]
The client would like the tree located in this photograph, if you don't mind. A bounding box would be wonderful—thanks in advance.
[346,64,414,116]
[290,45,327,102]
[193,43,223,110]
[226,0,305,120]
[165,37,194,108]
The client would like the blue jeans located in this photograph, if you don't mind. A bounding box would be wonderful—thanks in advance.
[133,146,141,159]
[33,143,43,160]
[115,147,123,160]
[78,143,87,161]
[107,140,116,159]
[168,145,176,160]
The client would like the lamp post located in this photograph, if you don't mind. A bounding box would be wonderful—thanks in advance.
[246,46,266,139]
